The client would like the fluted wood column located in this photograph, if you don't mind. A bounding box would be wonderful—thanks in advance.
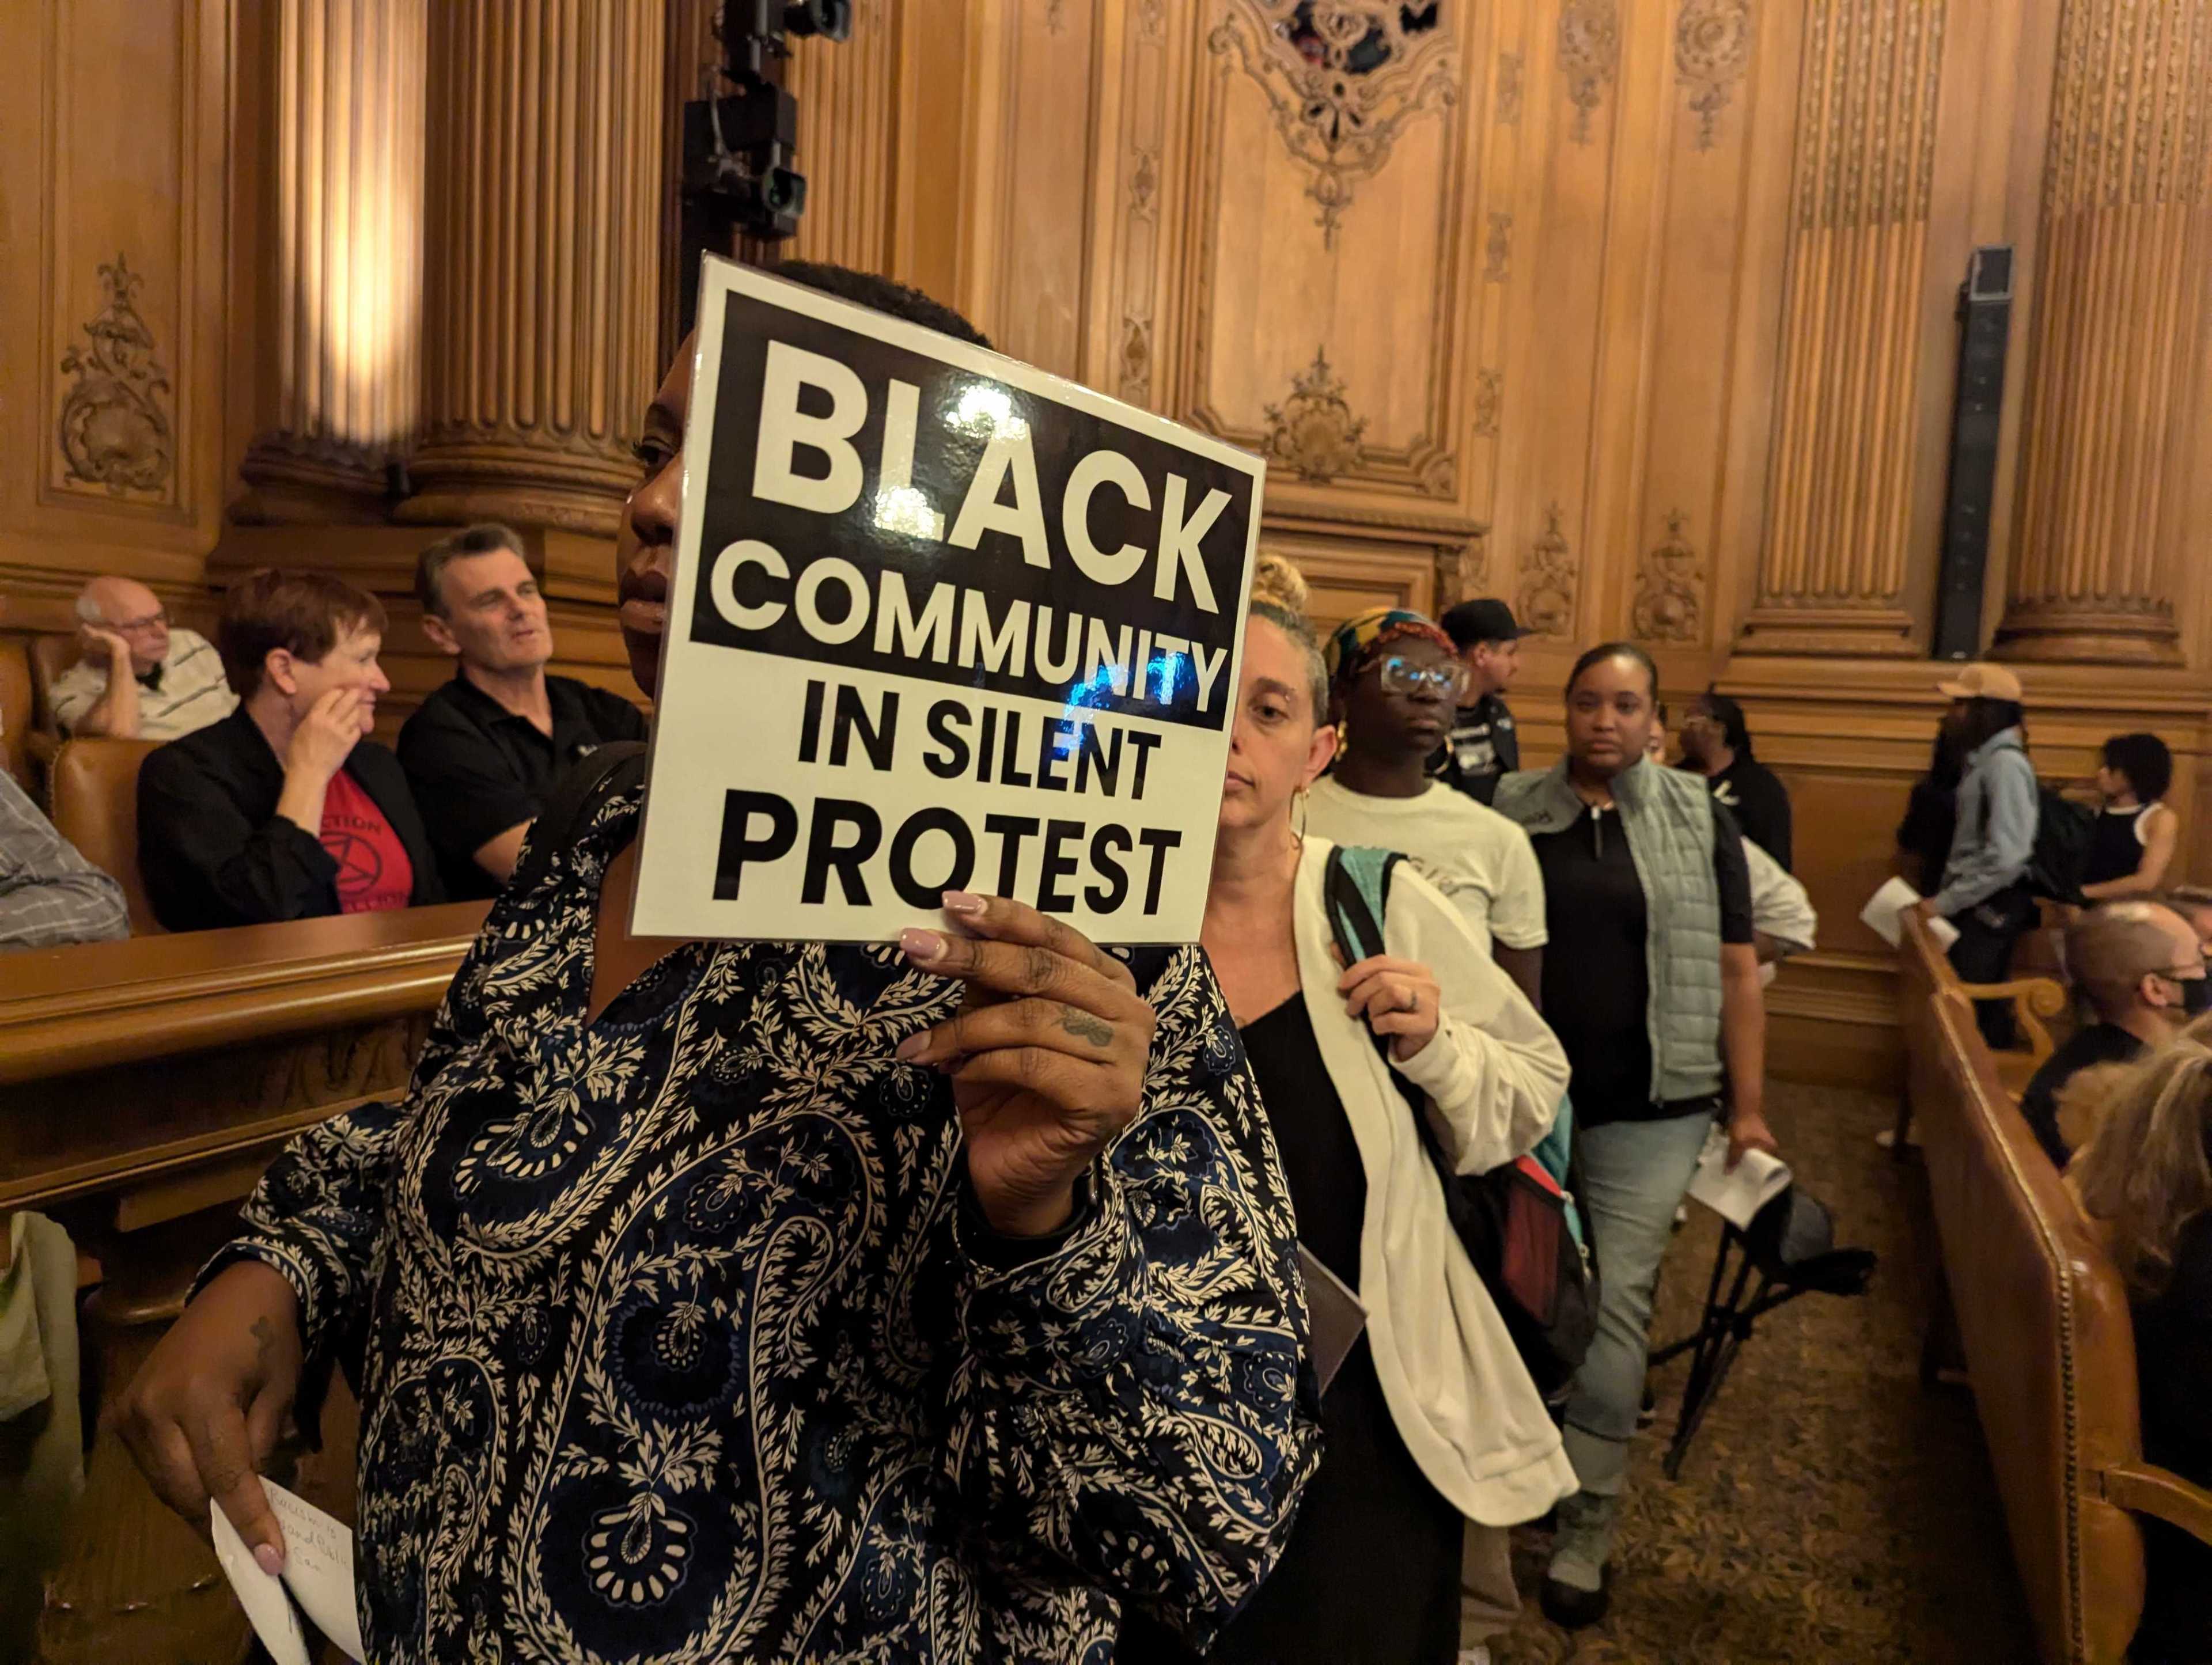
[1993,0,2212,665]
[237,0,427,524]
[1736,0,1949,657]
[785,1,902,276]
[397,1,665,542]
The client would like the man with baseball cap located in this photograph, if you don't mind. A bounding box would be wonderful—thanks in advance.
[1437,597,1531,806]
[1919,661,2037,1046]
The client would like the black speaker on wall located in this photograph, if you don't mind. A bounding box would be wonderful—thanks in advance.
[1933,245,2014,661]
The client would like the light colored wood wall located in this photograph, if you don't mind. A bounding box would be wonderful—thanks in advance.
[788,0,2212,1087]
[4,0,2208,1087]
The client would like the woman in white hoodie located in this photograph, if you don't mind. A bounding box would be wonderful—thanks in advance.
[1129,562,1574,1664]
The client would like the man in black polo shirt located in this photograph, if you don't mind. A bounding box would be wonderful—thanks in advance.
[1435,597,1529,805]
[397,524,647,897]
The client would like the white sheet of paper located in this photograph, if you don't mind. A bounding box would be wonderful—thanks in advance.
[1686,1122,1795,1232]
[264,1479,365,1663]
[1860,877,1959,950]
[210,1499,310,1665]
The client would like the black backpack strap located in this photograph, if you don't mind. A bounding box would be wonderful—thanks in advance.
[510,740,650,895]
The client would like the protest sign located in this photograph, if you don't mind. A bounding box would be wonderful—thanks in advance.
[631,256,1264,943]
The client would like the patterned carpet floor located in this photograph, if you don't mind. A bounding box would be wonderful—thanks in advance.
[1482,1082,2041,1664]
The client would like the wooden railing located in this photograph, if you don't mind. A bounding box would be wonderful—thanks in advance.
[1897,912,2212,1664]
[3,903,485,1664]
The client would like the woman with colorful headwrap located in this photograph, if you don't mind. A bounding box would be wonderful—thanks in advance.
[1120,558,1574,1665]
[1302,605,1550,1006]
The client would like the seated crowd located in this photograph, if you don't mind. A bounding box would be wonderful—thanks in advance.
[0,263,2199,1665]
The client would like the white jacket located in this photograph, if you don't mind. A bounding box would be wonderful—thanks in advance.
[1290,838,1579,1525]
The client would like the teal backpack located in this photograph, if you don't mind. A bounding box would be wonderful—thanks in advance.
[1321,844,1597,1397]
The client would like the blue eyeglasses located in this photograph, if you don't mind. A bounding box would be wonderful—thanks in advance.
[1377,655,1468,699]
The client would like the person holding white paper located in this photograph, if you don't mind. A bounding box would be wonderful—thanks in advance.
[1120,560,1571,1665]
[1491,643,1777,1630]
[119,265,1319,1665]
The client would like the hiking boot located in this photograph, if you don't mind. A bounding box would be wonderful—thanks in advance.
[1540,1489,1619,1630]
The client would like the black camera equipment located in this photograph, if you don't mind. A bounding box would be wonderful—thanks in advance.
[679,1,853,333]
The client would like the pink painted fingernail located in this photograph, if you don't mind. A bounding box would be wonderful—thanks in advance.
[895,1033,927,1061]
[942,890,986,917]
[900,928,944,964]
[253,1543,284,1577]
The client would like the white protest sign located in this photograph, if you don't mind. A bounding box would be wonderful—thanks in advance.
[632,256,1264,943]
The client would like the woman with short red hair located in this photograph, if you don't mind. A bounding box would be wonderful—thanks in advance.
[138,568,444,930]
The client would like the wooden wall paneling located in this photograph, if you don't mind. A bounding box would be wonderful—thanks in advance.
[0,0,230,607]
[1095,0,1187,415]
[958,0,1106,382]
[234,0,429,526]
[787,0,902,278]
[1259,525,1440,635]
[887,0,974,309]
[1488,0,1620,651]
[1617,0,1770,662]
[396,1,665,559]
[1577,1,1673,652]
[1993,0,2212,667]
[1177,0,1483,615]
[1734,0,1952,658]
[1182,1,1466,501]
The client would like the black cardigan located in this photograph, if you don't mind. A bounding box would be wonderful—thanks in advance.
[138,707,446,932]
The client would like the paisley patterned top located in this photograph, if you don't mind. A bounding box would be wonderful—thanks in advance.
[206,783,1320,1664]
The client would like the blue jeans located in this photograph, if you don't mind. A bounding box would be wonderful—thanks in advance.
[1560,1109,1714,1496]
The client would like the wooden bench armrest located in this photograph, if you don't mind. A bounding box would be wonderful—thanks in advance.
[1954,974,2068,1067]
[2105,1462,2212,1545]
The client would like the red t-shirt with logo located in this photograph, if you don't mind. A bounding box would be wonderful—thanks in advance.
[319,769,414,914]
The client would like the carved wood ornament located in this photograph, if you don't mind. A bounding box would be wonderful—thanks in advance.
[57,255,174,499]
[1633,509,1704,641]
[1262,348,1370,483]
[1558,0,1620,143]
[1517,502,1578,636]
[1676,0,1755,150]
[1207,1,1457,243]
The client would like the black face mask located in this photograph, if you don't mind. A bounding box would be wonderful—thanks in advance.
[2182,975,2212,1017]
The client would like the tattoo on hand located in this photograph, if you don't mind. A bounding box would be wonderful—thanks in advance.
[1059,1008,1114,1048]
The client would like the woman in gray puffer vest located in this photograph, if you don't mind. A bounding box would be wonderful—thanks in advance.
[1491,643,1777,1630]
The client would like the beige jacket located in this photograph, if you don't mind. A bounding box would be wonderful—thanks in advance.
[1290,838,1578,1526]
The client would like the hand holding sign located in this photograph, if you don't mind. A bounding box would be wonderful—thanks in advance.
[895,891,1156,1237]
[634,257,1262,945]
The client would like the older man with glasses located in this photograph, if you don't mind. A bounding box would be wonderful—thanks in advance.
[51,574,237,740]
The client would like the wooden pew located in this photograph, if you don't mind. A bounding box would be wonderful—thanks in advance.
[0,902,486,1663]
[1898,911,2212,1664]
[1891,920,2066,1147]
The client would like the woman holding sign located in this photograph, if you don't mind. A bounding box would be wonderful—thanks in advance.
[118,264,1321,1665]
[1127,557,1574,1665]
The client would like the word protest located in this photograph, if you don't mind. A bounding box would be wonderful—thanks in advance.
[631,256,1264,942]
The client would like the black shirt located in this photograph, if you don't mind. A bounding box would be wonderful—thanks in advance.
[2082,803,2157,888]
[1528,798,1755,1123]
[2134,1213,2212,1663]
[1698,753,1793,870]
[137,707,445,931]
[2016,1021,2146,1169]
[1437,692,1518,806]
[397,671,648,898]
[1126,993,1463,1665]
